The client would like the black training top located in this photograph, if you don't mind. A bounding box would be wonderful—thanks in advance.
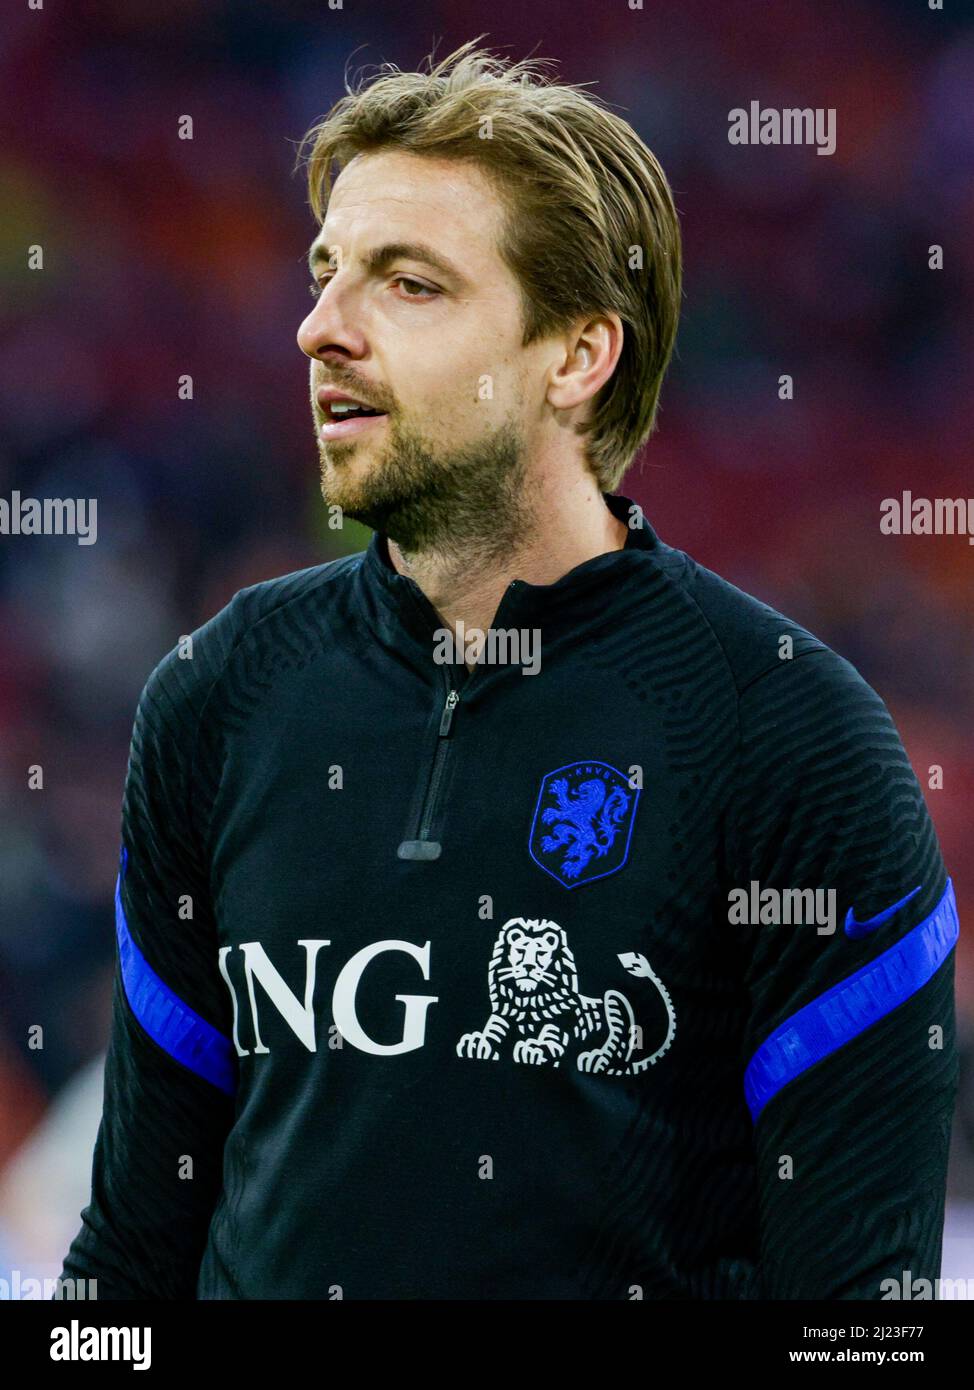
[60,491,959,1300]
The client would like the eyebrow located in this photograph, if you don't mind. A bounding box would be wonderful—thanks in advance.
[307,239,468,289]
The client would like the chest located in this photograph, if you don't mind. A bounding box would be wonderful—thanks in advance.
[207,652,738,1072]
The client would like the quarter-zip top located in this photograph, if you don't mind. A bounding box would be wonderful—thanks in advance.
[61,490,959,1301]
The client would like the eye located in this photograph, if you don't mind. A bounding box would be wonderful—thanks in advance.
[392,275,438,300]
[308,273,440,302]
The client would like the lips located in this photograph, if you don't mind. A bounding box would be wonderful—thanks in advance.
[316,385,389,442]
[316,385,387,422]
[314,383,389,444]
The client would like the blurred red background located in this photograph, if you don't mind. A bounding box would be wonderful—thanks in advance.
[1,0,972,1282]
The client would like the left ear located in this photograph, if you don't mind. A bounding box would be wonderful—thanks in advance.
[546,312,624,412]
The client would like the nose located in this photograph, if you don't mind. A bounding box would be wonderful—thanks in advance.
[296,278,368,363]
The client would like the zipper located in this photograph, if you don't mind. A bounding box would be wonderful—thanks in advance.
[397,682,461,861]
[395,576,524,862]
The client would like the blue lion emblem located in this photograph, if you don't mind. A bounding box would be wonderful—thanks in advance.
[529,761,640,888]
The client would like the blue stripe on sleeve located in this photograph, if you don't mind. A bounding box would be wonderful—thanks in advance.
[115,847,237,1096]
[744,878,958,1123]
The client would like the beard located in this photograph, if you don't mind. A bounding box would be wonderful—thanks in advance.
[318,410,533,567]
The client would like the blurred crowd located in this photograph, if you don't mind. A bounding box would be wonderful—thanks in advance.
[1,0,972,1283]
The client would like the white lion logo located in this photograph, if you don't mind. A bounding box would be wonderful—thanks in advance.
[456,917,675,1073]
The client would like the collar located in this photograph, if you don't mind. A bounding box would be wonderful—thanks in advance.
[352,491,662,685]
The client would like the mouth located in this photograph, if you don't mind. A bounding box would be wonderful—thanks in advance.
[317,387,389,442]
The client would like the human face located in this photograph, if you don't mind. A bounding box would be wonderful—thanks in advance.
[296,150,548,552]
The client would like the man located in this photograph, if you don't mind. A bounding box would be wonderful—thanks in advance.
[61,41,957,1300]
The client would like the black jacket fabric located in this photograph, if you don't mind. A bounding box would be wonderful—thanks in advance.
[60,492,958,1299]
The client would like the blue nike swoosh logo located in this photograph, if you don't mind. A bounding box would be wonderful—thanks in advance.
[844,884,923,939]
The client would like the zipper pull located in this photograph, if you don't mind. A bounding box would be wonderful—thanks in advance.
[439,688,460,735]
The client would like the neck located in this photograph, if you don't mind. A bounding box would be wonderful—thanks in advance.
[386,472,628,640]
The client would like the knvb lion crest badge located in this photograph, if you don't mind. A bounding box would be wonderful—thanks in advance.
[529,761,640,888]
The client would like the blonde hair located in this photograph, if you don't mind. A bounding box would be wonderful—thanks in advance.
[296,39,682,491]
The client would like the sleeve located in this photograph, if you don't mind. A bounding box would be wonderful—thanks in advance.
[57,635,238,1300]
[726,647,959,1301]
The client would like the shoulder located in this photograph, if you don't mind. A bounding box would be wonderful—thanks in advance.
[136,553,363,732]
[637,535,899,777]
[668,548,830,691]
[650,536,883,708]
